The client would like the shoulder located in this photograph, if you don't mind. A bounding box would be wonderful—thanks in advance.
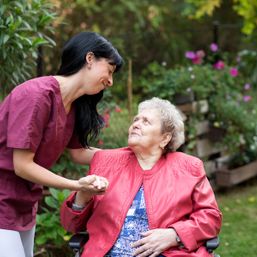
[10,76,59,107]
[93,147,132,161]
[11,76,59,98]
[90,147,133,172]
[166,151,205,177]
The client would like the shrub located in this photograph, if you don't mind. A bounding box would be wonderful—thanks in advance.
[35,188,71,254]
[0,0,56,94]
[140,43,257,167]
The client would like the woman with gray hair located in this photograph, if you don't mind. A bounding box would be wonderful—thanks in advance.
[61,97,222,257]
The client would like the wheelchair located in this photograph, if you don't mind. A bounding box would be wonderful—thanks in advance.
[69,232,220,257]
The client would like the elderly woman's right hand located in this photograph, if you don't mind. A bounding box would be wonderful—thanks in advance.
[78,175,109,192]
[74,175,109,206]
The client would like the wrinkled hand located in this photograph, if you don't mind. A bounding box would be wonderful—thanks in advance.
[131,228,177,257]
[78,175,109,195]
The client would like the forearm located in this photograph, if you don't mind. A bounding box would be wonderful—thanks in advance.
[68,147,101,165]
[15,159,79,190]
[61,192,93,233]
[13,149,80,190]
[74,191,93,206]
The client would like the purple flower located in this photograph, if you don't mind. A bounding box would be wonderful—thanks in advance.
[243,95,252,102]
[213,60,225,70]
[185,51,196,59]
[210,43,218,52]
[230,67,238,77]
[244,83,251,90]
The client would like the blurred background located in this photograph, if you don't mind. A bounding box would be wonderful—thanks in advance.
[1,0,257,256]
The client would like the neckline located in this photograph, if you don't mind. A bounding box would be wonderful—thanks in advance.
[51,76,72,116]
[132,153,166,177]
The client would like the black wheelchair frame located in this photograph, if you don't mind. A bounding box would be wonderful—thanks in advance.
[69,232,220,257]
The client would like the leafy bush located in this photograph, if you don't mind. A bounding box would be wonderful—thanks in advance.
[36,188,71,252]
[140,43,257,167]
[0,0,56,94]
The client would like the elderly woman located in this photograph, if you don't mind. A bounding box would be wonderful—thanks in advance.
[61,97,222,257]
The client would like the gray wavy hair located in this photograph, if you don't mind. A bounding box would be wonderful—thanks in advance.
[138,97,185,152]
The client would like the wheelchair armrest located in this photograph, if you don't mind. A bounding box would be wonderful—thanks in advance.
[205,237,220,253]
[69,231,89,251]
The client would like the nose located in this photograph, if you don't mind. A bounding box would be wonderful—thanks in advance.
[132,120,140,129]
[107,75,113,87]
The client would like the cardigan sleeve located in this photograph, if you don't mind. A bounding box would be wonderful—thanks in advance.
[60,192,95,233]
[171,161,222,252]
[60,150,112,233]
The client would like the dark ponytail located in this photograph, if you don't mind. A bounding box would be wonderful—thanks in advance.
[57,32,123,147]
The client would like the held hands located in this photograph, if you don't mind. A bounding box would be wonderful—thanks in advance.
[131,228,178,257]
[78,175,109,193]
[75,175,109,205]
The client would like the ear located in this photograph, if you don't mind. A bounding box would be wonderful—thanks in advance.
[160,133,171,149]
[85,52,95,65]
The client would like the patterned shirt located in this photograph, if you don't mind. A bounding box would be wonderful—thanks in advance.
[106,186,164,257]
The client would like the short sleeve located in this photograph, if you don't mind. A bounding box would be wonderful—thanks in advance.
[7,89,51,152]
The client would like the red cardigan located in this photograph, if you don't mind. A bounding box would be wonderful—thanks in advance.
[61,148,222,257]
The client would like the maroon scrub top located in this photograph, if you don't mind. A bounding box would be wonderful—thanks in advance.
[0,76,81,231]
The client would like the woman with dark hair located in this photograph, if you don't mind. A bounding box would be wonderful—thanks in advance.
[0,32,123,257]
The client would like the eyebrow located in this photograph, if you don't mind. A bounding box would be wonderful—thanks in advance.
[133,115,151,121]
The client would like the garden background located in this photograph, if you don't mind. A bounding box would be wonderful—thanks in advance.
[0,0,257,256]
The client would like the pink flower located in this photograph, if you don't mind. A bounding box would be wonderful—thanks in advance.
[185,51,196,59]
[213,60,225,70]
[192,56,202,64]
[185,50,205,65]
[103,110,110,127]
[115,106,122,112]
[196,50,205,58]
[210,43,218,52]
[230,67,238,77]
[244,83,251,90]
[243,95,252,102]
[98,139,104,145]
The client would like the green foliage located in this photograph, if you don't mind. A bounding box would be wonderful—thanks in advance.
[140,49,257,167]
[140,62,221,100]
[182,0,221,18]
[36,188,71,248]
[233,0,257,35]
[237,49,257,87]
[216,178,257,257]
[183,0,257,35]
[92,90,134,149]
[52,150,88,179]
[0,0,56,94]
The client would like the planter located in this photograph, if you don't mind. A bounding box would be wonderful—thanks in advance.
[174,91,195,105]
[207,126,226,142]
[177,100,209,114]
[215,160,257,187]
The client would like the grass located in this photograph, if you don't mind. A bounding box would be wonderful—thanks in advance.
[215,177,257,257]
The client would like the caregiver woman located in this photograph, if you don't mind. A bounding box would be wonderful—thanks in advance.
[0,31,122,257]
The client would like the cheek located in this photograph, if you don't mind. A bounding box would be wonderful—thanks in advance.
[128,125,133,134]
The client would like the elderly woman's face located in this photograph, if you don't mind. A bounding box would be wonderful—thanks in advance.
[128,108,165,151]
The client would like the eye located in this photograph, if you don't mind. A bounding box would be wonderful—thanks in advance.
[143,118,150,124]
[133,117,139,122]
